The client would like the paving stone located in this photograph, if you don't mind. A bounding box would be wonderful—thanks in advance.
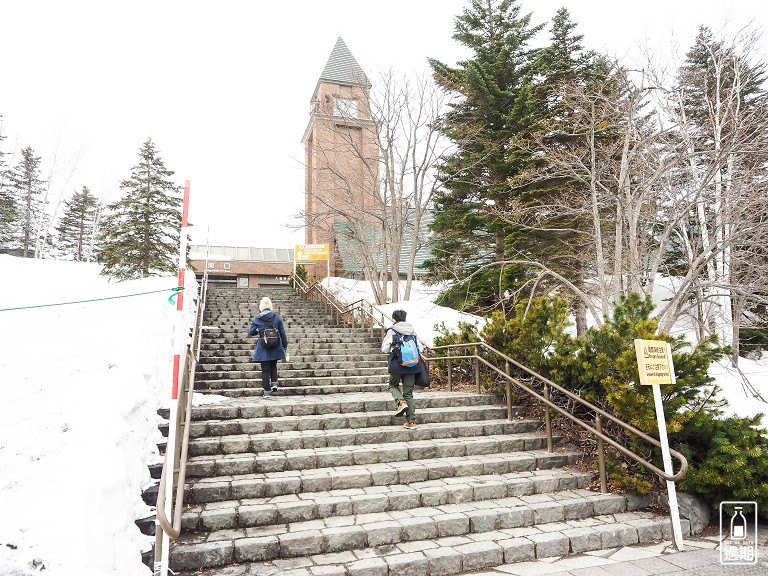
[467,509,499,532]
[594,523,639,548]
[401,516,438,541]
[528,531,570,558]
[364,521,403,546]
[172,541,234,571]
[279,530,324,557]
[532,501,565,524]
[309,566,347,576]
[201,508,237,531]
[456,540,504,571]
[435,513,470,537]
[311,551,357,565]
[424,545,463,575]
[385,551,429,576]
[563,526,602,553]
[323,525,366,552]
[499,537,536,563]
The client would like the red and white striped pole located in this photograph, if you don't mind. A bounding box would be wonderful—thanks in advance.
[160,180,191,576]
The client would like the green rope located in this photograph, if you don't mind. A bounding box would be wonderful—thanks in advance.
[0,286,185,312]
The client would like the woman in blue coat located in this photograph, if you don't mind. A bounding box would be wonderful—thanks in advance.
[248,296,289,399]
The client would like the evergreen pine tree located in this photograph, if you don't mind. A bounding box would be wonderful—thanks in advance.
[56,186,101,261]
[4,146,47,257]
[426,0,544,311]
[512,8,611,332]
[0,118,17,251]
[98,138,182,280]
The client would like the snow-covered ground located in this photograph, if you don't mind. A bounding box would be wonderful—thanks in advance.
[0,256,196,576]
[0,259,766,576]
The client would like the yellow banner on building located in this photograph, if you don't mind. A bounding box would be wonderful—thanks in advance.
[295,244,329,262]
[634,339,675,386]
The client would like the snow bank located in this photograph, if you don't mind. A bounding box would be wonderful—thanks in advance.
[322,277,485,347]
[0,255,196,576]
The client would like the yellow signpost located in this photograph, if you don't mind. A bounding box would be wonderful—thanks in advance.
[634,339,684,550]
[294,244,330,279]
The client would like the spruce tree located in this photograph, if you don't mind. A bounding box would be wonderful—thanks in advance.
[0,118,16,251]
[98,138,182,280]
[4,146,47,257]
[56,186,100,261]
[427,0,544,311]
[513,8,611,333]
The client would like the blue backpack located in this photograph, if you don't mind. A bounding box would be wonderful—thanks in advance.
[395,332,419,367]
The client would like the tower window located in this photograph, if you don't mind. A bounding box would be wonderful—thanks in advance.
[333,97,358,119]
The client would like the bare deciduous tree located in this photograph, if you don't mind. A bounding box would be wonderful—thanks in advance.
[300,70,450,305]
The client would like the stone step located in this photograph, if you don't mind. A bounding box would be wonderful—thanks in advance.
[202,333,381,349]
[198,360,384,370]
[181,469,595,533]
[171,496,677,572]
[189,405,518,437]
[187,419,543,457]
[194,382,391,398]
[202,325,375,333]
[184,433,564,480]
[196,367,386,381]
[195,375,390,391]
[201,340,382,350]
[184,450,581,504]
[199,350,383,362]
[198,353,385,363]
[188,392,506,422]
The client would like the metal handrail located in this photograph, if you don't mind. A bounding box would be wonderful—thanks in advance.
[429,341,689,486]
[153,269,208,573]
[289,278,688,489]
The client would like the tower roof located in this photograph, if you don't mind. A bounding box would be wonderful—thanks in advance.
[318,37,370,87]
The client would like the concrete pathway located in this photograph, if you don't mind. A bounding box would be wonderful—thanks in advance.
[465,526,768,575]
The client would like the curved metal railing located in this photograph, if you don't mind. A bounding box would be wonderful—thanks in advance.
[153,269,209,574]
[290,275,688,491]
[429,341,688,487]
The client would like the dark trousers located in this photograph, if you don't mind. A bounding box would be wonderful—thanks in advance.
[260,360,278,390]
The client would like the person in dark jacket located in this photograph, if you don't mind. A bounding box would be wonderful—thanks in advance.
[381,309,421,429]
[248,296,288,399]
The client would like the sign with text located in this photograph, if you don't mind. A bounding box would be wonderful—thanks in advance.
[634,339,674,386]
[294,244,329,262]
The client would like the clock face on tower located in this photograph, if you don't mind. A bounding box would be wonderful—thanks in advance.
[333,97,358,119]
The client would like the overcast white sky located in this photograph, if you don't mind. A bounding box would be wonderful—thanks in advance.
[2,1,767,250]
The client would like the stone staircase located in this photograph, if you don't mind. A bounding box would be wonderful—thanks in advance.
[170,284,684,575]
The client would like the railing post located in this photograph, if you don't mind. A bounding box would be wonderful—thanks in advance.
[505,360,513,420]
[474,345,481,394]
[544,383,553,452]
[595,415,607,493]
[447,356,453,392]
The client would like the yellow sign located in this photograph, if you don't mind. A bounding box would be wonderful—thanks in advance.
[634,339,675,386]
[295,243,329,262]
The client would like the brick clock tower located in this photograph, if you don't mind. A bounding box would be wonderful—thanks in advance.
[302,37,378,275]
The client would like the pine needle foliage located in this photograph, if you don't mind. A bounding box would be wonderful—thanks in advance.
[56,186,100,261]
[98,138,182,280]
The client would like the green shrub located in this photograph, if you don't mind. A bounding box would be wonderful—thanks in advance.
[435,292,768,515]
[480,295,572,375]
[677,411,768,519]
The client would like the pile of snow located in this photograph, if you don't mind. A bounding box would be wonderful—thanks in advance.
[0,255,196,576]
[321,277,486,347]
